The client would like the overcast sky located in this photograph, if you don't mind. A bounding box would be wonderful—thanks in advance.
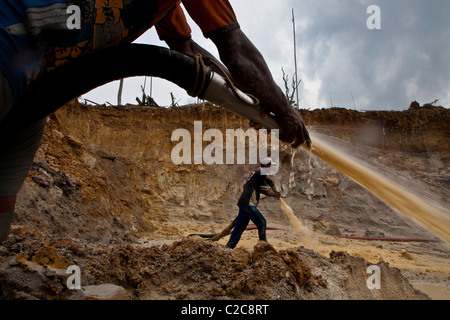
[82,0,450,111]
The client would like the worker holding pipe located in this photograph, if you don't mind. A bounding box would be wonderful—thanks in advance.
[226,158,281,249]
[0,0,311,242]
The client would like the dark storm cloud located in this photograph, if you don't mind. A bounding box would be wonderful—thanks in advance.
[291,0,450,110]
[233,0,449,110]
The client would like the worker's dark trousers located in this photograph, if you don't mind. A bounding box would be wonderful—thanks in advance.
[227,205,267,249]
[0,71,46,242]
[0,118,46,243]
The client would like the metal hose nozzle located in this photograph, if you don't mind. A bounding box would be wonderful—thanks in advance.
[201,72,282,136]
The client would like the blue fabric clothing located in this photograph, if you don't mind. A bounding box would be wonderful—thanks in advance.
[0,0,158,105]
[0,0,74,102]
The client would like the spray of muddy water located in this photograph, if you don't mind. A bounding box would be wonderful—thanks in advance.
[303,133,450,245]
[279,198,320,249]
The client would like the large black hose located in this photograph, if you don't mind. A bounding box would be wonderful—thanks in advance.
[0,44,211,138]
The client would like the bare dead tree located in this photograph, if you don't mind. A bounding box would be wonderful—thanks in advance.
[135,77,159,107]
[281,67,301,108]
[292,8,300,109]
[170,92,180,107]
[427,99,439,106]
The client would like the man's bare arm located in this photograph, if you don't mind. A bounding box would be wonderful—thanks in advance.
[210,28,311,148]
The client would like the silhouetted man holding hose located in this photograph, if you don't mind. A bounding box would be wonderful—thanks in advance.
[0,0,311,242]
[226,157,281,249]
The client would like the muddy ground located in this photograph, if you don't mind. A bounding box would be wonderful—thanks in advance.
[0,101,449,300]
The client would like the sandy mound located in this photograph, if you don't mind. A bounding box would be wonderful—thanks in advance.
[0,230,429,300]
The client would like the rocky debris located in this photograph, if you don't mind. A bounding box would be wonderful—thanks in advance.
[326,250,429,300]
[313,219,341,236]
[400,250,414,260]
[30,160,79,196]
[364,230,385,238]
[0,255,129,300]
[0,231,130,300]
[82,284,131,300]
[0,253,76,300]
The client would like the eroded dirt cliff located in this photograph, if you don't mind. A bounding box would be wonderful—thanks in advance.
[1,100,449,300]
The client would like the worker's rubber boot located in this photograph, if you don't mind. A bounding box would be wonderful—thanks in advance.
[0,197,16,243]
